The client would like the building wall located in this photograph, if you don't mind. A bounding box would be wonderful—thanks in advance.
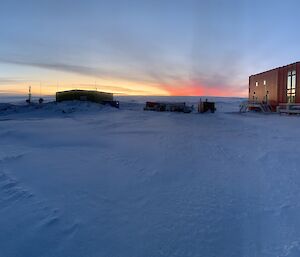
[296,63,300,103]
[249,62,300,106]
[249,68,279,107]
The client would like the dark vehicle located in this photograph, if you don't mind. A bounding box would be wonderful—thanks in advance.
[198,99,216,113]
[144,101,193,113]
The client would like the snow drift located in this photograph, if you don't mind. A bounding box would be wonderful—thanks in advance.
[0,96,300,257]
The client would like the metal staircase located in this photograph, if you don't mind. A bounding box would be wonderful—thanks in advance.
[239,101,272,113]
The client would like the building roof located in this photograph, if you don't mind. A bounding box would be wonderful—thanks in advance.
[56,89,112,95]
[250,61,300,77]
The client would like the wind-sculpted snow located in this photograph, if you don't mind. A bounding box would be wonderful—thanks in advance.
[0,97,300,257]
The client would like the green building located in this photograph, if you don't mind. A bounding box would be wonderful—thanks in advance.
[56,90,113,103]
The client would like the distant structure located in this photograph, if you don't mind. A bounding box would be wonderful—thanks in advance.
[26,86,32,104]
[198,99,216,113]
[56,90,119,108]
[144,101,193,113]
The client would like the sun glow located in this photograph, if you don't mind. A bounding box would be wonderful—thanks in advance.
[161,82,246,97]
[1,80,247,97]
[1,78,170,96]
[0,66,247,97]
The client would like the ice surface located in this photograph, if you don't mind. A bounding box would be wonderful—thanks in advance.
[0,96,300,257]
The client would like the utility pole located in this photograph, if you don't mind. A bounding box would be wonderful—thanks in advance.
[26,86,31,104]
[39,82,44,104]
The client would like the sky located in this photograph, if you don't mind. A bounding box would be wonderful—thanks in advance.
[1,0,300,97]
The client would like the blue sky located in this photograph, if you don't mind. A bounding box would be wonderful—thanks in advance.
[1,0,300,96]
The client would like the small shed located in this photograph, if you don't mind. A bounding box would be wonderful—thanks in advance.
[56,90,113,103]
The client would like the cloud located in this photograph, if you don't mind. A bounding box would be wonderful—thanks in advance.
[0,56,171,86]
[75,83,153,95]
[0,22,249,97]
[0,56,247,96]
[0,78,34,85]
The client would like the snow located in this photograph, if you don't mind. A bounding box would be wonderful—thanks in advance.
[1,96,300,257]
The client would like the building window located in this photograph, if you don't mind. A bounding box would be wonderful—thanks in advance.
[287,70,296,103]
[255,82,259,87]
[264,80,268,102]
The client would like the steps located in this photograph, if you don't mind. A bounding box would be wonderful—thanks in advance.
[240,101,273,113]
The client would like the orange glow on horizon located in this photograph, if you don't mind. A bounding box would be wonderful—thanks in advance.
[0,80,170,96]
[0,55,248,98]
[0,79,247,98]
[162,83,247,97]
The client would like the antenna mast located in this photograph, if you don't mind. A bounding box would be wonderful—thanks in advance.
[26,85,32,104]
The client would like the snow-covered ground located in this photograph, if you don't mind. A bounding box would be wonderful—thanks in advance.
[1,96,300,257]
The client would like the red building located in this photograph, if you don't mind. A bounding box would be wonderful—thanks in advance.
[249,62,300,108]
